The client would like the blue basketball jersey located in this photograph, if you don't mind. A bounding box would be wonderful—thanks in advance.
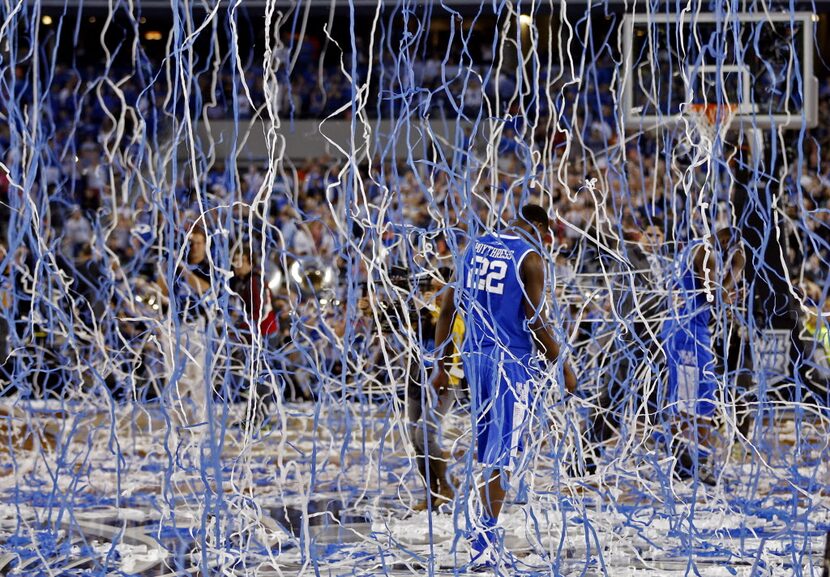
[662,240,718,415]
[673,240,713,336]
[459,232,537,357]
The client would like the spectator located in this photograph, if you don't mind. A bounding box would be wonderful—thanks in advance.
[293,219,335,258]
[62,206,93,257]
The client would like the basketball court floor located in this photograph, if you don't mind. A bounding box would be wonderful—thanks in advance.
[0,399,826,576]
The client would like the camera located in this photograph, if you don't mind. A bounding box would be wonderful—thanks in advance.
[370,266,435,336]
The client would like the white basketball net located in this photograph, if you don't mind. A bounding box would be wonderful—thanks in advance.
[686,103,739,156]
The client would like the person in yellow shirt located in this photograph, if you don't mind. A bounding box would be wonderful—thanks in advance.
[408,272,464,512]
[431,293,465,387]
[804,303,830,375]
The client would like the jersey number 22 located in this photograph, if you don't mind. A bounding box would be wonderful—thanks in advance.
[467,256,507,295]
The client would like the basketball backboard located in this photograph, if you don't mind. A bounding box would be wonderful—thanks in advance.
[621,12,818,132]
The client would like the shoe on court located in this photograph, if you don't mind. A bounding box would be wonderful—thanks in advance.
[468,526,499,571]
[672,463,717,487]
[467,548,523,575]
[467,546,496,572]
[694,468,718,487]
[467,528,521,575]
[671,440,717,487]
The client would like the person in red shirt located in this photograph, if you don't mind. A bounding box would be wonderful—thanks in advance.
[231,246,279,427]
[231,247,278,338]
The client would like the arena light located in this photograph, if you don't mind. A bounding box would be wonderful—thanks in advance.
[268,270,283,292]
[41,15,53,25]
[144,30,163,41]
[519,14,532,27]
[288,261,303,284]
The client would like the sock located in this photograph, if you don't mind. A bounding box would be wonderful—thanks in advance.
[471,512,498,557]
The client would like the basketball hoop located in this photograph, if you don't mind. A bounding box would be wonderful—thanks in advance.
[685,103,740,154]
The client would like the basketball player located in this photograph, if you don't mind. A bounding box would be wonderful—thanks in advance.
[433,204,576,566]
[661,227,744,483]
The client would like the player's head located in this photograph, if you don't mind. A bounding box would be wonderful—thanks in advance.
[715,226,744,271]
[715,226,742,251]
[515,204,550,241]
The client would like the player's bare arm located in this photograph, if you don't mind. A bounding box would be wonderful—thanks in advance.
[520,251,577,393]
[693,243,717,289]
[693,235,744,303]
[723,246,745,293]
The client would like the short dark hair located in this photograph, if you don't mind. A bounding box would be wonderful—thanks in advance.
[716,226,741,248]
[234,242,257,266]
[520,204,550,229]
[644,216,664,231]
[191,225,207,240]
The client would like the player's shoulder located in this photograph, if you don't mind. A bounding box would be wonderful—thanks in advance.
[469,231,537,262]
[517,247,542,271]
[686,238,714,263]
[464,232,498,254]
[476,232,498,245]
[488,231,532,250]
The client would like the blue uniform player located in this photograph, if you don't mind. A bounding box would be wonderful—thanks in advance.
[663,239,719,417]
[661,227,744,482]
[433,205,576,566]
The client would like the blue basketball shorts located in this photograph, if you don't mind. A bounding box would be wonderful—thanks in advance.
[664,323,718,417]
[463,349,535,470]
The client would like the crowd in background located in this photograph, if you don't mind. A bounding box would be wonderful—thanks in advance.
[0,28,829,404]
